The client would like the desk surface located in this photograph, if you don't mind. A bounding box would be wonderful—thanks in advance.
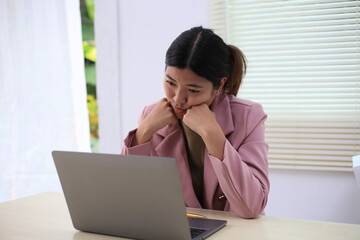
[0,192,359,240]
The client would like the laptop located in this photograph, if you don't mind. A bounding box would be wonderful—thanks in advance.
[52,151,227,240]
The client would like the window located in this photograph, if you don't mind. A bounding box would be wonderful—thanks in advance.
[81,0,99,152]
[210,0,360,171]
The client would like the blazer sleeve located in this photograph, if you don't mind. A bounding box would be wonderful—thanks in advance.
[209,103,269,218]
[121,107,153,156]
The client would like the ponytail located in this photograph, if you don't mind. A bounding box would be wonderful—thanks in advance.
[225,45,247,96]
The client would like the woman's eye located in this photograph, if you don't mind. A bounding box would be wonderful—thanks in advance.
[188,89,200,93]
[166,80,175,86]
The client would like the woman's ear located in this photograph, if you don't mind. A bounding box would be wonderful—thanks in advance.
[216,77,227,96]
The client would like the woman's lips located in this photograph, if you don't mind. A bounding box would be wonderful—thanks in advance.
[173,106,187,114]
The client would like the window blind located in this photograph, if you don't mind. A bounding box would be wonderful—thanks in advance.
[209,0,360,171]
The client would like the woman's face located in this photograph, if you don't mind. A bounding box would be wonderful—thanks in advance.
[164,66,219,119]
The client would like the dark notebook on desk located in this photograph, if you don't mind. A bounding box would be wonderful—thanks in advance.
[52,151,226,240]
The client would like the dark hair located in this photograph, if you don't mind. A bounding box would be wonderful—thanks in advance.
[165,26,246,96]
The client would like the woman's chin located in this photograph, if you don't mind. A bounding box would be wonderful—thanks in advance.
[172,107,187,119]
[175,113,185,119]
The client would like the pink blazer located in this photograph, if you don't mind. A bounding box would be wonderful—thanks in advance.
[122,94,269,218]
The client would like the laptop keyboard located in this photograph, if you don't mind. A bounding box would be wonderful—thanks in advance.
[190,228,207,238]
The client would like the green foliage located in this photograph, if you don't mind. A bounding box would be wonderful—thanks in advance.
[85,64,96,93]
[83,41,96,62]
[80,0,95,41]
[82,23,94,41]
[81,0,98,152]
[85,0,95,23]
[87,94,98,139]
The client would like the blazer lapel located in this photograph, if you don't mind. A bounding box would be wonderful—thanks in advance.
[203,150,219,208]
[154,123,202,208]
[210,94,234,137]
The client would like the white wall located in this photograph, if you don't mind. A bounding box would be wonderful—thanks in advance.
[95,0,360,224]
[96,0,208,153]
[117,0,209,142]
[267,169,360,224]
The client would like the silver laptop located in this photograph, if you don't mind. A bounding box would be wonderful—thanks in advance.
[52,151,227,240]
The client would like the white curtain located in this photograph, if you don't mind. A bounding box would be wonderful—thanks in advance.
[0,0,90,202]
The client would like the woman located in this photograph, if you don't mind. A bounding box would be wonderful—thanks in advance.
[122,26,269,218]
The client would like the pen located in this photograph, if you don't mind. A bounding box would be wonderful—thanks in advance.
[186,213,207,219]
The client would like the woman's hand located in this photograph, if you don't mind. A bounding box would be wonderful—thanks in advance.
[132,98,177,146]
[182,103,216,134]
[183,103,226,160]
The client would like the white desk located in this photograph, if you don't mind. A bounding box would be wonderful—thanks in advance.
[0,192,359,240]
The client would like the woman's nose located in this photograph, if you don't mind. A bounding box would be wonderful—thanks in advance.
[173,89,187,104]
